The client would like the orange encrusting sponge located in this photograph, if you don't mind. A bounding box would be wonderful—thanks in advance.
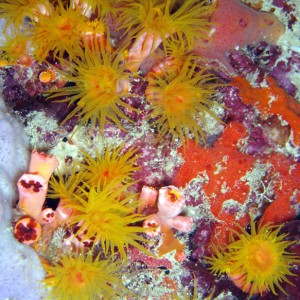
[174,121,300,251]
[232,76,300,146]
[260,153,300,225]
[174,122,255,217]
[174,122,253,249]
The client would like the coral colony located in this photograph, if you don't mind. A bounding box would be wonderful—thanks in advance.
[1,0,300,299]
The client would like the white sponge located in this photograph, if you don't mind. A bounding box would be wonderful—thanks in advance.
[0,95,46,300]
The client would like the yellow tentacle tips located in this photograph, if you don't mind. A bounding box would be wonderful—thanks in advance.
[205,219,300,296]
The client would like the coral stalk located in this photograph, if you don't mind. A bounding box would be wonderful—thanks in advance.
[141,185,193,260]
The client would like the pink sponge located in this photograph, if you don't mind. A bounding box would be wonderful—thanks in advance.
[194,0,285,72]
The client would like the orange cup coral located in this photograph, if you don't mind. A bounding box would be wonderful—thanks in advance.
[206,219,300,296]
[43,251,125,300]
[145,57,221,144]
[46,44,133,131]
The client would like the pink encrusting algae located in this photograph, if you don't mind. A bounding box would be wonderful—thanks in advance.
[1,0,300,299]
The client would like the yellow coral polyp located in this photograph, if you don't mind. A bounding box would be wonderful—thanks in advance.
[146,57,221,144]
[46,44,133,131]
[30,0,85,61]
[74,0,120,17]
[206,220,300,296]
[120,0,214,50]
[79,145,139,188]
[0,30,32,66]
[66,180,148,259]
[77,18,112,51]
[43,252,124,300]
[245,240,275,273]
[0,0,52,29]
[48,168,83,206]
